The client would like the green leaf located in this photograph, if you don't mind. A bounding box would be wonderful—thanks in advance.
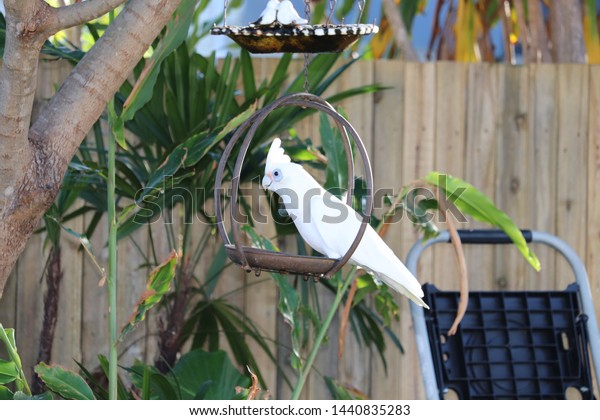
[107,103,127,150]
[203,244,228,297]
[319,112,348,195]
[0,12,5,58]
[116,203,139,226]
[240,49,256,99]
[120,250,178,339]
[353,274,378,305]
[0,360,19,385]
[0,385,13,400]
[181,104,256,168]
[425,172,541,271]
[325,377,364,400]
[0,326,17,351]
[121,0,196,121]
[13,391,53,400]
[34,363,95,400]
[127,362,178,400]
[241,226,302,370]
[170,349,250,400]
[96,354,131,400]
[144,147,188,193]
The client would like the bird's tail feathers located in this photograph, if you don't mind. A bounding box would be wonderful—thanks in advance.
[377,272,430,309]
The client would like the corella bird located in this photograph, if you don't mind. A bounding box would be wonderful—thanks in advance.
[276,0,308,26]
[262,138,428,308]
[251,0,280,26]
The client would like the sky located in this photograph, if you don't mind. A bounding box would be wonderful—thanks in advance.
[0,0,506,61]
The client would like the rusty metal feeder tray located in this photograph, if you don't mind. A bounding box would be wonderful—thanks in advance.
[214,93,374,279]
[210,24,379,54]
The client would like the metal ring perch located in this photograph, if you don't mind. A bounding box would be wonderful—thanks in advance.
[214,92,374,279]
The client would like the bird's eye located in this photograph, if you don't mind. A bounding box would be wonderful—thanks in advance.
[273,169,283,181]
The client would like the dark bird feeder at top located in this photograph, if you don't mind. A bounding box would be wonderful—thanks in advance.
[210,0,378,54]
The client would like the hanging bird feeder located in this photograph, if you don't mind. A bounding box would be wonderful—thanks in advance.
[214,93,374,279]
[211,0,378,54]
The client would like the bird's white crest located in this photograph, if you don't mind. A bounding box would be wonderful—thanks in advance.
[265,138,291,174]
[261,138,428,308]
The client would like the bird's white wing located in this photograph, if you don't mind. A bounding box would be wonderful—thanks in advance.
[251,0,279,25]
[306,189,428,308]
[277,0,308,25]
[264,138,426,307]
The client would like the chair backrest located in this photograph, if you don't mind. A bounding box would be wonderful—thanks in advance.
[406,230,600,400]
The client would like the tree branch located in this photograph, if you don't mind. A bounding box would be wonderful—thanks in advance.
[382,0,419,61]
[0,0,182,298]
[48,0,128,34]
[0,0,50,210]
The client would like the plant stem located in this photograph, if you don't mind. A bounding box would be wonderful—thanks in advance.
[107,99,119,400]
[290,267,356,400]
[0,323,32,396]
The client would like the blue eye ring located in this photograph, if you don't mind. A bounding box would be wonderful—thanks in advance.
[273,168,283,181]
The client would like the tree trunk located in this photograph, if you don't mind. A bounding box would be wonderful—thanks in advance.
[382,0,420,61]
[0,0,183,300]
[549,0,586,63]
[527,0,552,63]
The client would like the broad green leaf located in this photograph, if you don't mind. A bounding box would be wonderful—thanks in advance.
[319,112,348,195]
[324,376,365,400]
[353,274,378,305]
[121,0,196,121]
[116,203,139,226]
[120,250,178,339]
[0,325,17,351]
[0,325,21,371]
[241,226,302,370]
[13,391,53,400]
[181,104,257,168]
[425,172,540,271]
[144,147,188,193]
[240,49,256,99]
[170,349,250,400]
[203,244,228,297]
[0,360,19,384]
[34,363,95,400]
[0,385,13,400]
[127,362,178,400]
[96,354,131,400]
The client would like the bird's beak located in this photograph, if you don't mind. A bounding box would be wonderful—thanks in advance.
[262,174,272,191]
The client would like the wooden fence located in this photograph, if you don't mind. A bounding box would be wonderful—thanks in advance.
[1,58,599,399]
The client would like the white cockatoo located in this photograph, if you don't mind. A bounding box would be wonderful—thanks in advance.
[276,0,308,25]
[262,138,428,308]
[251,0,280,26]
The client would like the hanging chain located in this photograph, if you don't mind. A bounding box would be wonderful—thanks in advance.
[303,0,312,93]
[327,0,336,25]
[303,53,311,93]
[304,0,311,21]
[224,0,229,25]
[357,0,365,23]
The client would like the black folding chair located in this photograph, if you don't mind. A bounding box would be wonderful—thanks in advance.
[407,230,600,399]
